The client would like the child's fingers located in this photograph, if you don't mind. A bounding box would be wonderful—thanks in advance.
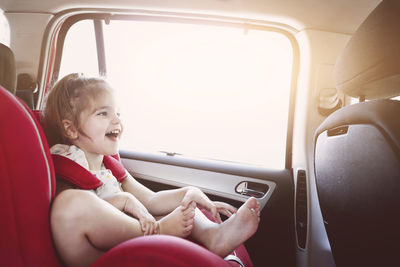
[181,195,191,210]
[182,187,220,220]
[151,221,157,235]
[218,208,234,218]
[206,201,218,220]
[142,223,149,235]
[154,221,159,234]
[150,223,156,235]
[142,218,158,235]
[215,212,222,223]
[146,223,152,235]
[215,201,237,214]
[197,200,218,220]
[205,203,218,221]
[140,220,145,232]
[140,219,150,235]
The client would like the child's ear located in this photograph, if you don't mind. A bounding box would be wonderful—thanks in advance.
[62,119,78,140]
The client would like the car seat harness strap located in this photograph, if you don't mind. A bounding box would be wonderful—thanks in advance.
[52,154,128,190]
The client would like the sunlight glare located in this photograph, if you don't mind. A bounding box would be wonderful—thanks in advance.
[60,19,293,169]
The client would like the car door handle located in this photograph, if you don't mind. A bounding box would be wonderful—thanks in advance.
[235,181,269,198]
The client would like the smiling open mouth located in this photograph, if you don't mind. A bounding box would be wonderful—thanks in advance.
[105,129,120,139]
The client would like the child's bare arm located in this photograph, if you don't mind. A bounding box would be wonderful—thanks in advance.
[121,173,190,215]
[103,192,158,235]
[121,173,237,221]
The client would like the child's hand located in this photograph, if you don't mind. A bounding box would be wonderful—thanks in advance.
[124,195,158,235]
[136,208,158,236]
[181,187,235,223]
[214,201,237,220]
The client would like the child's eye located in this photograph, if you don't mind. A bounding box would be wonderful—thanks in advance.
[97,111,108,116]
[116,112,121,117]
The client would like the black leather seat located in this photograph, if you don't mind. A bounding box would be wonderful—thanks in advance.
[314,0,400,266]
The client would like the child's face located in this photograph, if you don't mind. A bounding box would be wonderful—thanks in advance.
[74,90,122,157]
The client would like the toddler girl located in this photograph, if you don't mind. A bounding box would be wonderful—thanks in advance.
[43,73,260,266]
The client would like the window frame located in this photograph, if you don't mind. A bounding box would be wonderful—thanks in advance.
[46,10,299,172]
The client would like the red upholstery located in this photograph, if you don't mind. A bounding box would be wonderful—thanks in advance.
[1,85,251,267]
[52,154,103,189]
[93,235,240,267]
[0,86,60,266]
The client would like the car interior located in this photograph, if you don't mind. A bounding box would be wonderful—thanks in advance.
[0,0,399,266]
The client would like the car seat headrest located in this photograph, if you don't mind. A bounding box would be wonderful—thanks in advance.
[334,0,400,100]
[0,43,17,94]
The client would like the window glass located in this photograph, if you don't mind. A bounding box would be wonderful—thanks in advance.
[60,18,293,169]
[0,9,10,46]
[59,19,98,77]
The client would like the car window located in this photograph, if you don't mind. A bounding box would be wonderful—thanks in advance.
[0,9,10,46]
[59,18,294,169]
[59,20,98,77]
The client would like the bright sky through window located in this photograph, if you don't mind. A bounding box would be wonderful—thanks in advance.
[0,9,10,46]
[60,19,293,169]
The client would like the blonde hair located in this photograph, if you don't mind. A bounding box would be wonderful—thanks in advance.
[42,73,113,146]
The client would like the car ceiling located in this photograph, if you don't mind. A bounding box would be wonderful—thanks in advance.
[1,0,381,34]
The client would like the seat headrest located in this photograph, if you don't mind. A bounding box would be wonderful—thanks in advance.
[0,43,17,94]
[334,0,400,100]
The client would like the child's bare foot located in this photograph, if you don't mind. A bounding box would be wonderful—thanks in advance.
[158,201,196,238]
[206,197,260,257]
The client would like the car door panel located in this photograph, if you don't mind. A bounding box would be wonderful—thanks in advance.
[120,150,296,267]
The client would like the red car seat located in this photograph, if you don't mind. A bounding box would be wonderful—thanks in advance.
[0,70,252,267]
[0,41,252,267]
[0,85,61,266]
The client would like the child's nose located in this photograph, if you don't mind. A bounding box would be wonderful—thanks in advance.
[111,113,121,123]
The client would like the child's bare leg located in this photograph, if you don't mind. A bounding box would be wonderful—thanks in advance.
[157,201,196,238]
[190,197,260,258]
[51,189,144,267]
